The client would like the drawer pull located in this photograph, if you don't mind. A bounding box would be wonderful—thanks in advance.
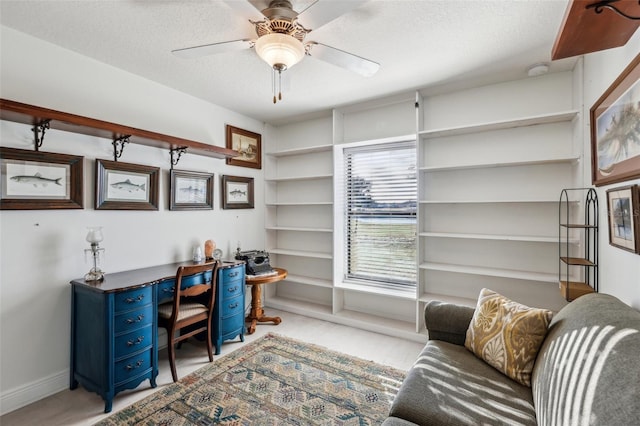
[229,271,239,278]
[127,336,145,346]
[125,360,144,371]
[125,315,145,324]
[125,294,145,303]
[228,286,238,293]
[162,288,175,294]
[228,302,239,309]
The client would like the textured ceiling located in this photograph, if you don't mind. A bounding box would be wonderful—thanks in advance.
[0,0,577,125]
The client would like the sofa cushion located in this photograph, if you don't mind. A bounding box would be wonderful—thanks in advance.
[465,288,553,386]
[532,293,640,426]
[388,340,537,426]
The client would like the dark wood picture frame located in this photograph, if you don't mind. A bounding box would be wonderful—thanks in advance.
[606,184,640,254]
[590,53,640,187]
[169,169,214,211]
[0,147,83,210]
[221,175,254,209]
[95,159,159,210]
[225,125,262,169]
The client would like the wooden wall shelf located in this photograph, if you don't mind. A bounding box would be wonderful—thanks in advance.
[0,99,238,160]
[552,0,640,60]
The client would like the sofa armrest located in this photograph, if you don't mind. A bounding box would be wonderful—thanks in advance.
[424,300,475,346]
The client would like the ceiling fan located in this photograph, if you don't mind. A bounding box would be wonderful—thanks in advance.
[172,0,379,103]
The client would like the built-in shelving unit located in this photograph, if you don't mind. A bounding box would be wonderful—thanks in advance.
[263,70,581,341]
[0,99,238,159]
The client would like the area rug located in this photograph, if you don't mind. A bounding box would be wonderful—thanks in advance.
[96,333,406,425]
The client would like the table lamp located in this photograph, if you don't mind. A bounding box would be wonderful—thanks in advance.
[84,227,105,281]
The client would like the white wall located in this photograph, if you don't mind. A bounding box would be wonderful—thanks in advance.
[0,26,266,413]
[582,31,640,309]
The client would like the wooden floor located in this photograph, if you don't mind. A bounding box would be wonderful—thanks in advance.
[1,308,425,426]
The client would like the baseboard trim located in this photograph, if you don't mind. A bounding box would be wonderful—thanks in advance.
[0,369,69,415]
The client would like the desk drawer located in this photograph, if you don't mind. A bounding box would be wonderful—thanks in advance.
[114,325,153,359]
[221,312,245,336]
[221,295,243,319]
[114,305,153,334]
[114,349,152,385]
[114,287,153,312]
[222,280,243,300]
[221,267,243,283]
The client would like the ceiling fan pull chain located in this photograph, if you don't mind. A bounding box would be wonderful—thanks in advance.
[279,69,283,101]
[272,68,277,104]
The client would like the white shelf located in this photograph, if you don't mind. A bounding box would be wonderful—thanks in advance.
[284,274,333,288]
[418,292,477,307]
[419,232,567,243]
[419,199,559,204]
[266,226,333,233]
[418,110,579,139]
[266,296,333,316]
[265,144,333,157]
[420,156,580,172]
[265,174,333,182]
[268,248,333,259]
[266,201,333,206]
[419,262,557,283]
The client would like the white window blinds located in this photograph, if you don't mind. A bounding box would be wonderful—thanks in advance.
[343,140,417,290]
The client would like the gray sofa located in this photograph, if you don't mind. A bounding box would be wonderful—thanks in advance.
[384,293,640,425]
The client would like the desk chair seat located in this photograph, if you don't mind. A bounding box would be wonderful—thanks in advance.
[157,261,219,382]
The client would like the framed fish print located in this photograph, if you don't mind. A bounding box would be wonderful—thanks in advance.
[95,159,159,210]
[169,169,214,211]
[221,175,254,209]
[606,185,640,254]
[225,125,262,169]
[590,53,640,186]
[0,147,83,210]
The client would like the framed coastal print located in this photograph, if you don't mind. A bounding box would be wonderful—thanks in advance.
[221,175,254,209]
[169,169,214,211]
[0,147,83,210]
[225,125,262,169]
[590,53,640,186]
[95,159,159,210]
[606,185,640,254]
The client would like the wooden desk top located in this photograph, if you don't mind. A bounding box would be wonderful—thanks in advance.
[70,260,243,293]
[245,268,287,285]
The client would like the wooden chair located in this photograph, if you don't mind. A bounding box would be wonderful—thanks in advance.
[158,261,219,382]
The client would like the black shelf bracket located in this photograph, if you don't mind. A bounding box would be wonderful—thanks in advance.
[32,119,51,151]
[170,147,188,169]
[586,0,640,20]
[112,135,131,162]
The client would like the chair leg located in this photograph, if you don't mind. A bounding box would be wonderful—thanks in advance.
[206,319,214,362]
[167,338,178,382]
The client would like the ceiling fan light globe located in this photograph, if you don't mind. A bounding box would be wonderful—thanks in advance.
[255,33,305,70]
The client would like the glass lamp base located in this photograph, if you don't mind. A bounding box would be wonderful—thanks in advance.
[85,268,104,282]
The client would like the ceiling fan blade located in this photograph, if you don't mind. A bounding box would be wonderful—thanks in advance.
[222,0,265,20]
[172,40,251,59]
[307,42,379,77]
[298,0,368,30]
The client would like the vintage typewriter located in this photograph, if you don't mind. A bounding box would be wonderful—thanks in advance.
[235,250,274,276]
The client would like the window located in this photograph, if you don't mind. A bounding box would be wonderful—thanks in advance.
[335,139,417,292]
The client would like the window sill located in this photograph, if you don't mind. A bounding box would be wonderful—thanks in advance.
[335,280,416,300]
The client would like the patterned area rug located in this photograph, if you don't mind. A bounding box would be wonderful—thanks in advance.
[96,333,406,425]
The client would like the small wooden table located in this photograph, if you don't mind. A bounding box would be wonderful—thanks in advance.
[245,267,287,334]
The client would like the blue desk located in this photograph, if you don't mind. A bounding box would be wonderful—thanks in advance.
[69,260,245,413]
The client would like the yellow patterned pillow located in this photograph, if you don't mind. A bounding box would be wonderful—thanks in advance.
[465,288,553,387]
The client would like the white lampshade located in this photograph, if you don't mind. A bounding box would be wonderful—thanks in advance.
[255,33,305,70]
[86,227,104,244]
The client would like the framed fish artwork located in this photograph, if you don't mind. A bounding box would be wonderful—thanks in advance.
[169,169,214,211]
[95,159,159,210]
[591,53,640,187]
[0,147,83,210]
[221,175,254,209]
